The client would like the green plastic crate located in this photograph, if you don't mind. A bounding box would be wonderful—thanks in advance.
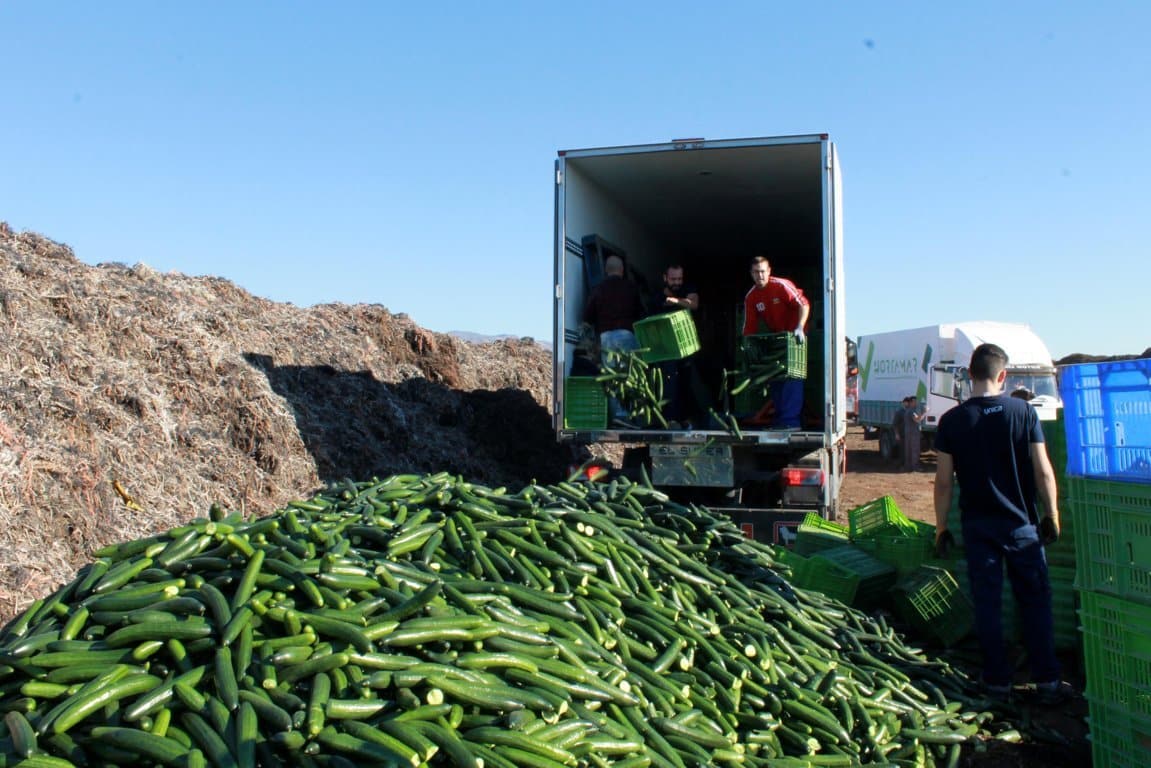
[633,310,700,363]
[794,513,850,556]
[1087,697,1151,768]
[772,546,812,585]
[1069,476,1151,605]
[853,520,936,575]
[1042,413,1068,477]
[848,496,919,540]
[1080,590,1151,717]
[740,332,807,380]
[809,544,897,608]
[802,555,860,605]
[891,566,974,647]
[563,377,608,429]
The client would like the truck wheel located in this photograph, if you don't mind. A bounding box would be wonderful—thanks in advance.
[879,429,897,460]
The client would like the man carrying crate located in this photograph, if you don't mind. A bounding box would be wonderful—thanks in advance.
[742,256,810,429]
[650,265,711,428]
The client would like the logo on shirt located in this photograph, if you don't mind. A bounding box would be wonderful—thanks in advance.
[983,405,1004,415]
[755,302,765,312]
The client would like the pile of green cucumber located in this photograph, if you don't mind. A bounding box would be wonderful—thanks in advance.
[599,349,668,428]
[0,472,1015,767]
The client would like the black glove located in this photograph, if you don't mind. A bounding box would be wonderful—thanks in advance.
[1039,516,1060,546]
[934,529,956,559]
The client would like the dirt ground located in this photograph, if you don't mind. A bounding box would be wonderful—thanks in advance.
[837,423,938,525]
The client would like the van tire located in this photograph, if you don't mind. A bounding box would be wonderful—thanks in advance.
[879,429,898,460]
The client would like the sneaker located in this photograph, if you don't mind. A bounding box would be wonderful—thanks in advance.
[1034,680,1076,706]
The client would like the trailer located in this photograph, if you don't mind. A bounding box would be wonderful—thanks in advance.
[552,135,847,539]
[856,321,1062,459]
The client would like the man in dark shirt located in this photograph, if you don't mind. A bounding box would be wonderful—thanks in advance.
[651,264,699,313]
[649,265,709,427]
[583,255,644,422]
[933,342,1070,705]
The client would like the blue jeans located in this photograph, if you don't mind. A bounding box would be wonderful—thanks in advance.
[769,378,804,428]
[599,330,639,420]
[963,520,1060,687]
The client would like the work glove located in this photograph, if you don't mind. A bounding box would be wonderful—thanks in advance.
[934,529,956,559]
[1039,516,1060,546]
[793,327,806,344]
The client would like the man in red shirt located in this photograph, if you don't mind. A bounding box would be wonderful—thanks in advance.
[742,256,810,429]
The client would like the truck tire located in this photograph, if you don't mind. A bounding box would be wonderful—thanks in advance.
[879,428,897,460]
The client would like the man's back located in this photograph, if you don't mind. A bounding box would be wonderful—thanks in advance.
[935,394,1043,527]
[585,275,643,334]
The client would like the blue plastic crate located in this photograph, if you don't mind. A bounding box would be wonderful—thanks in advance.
[1061,359,1151,482]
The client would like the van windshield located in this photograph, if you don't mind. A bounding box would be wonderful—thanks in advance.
[1006,372,1059,399]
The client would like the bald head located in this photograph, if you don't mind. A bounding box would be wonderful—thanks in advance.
[604,255,624,276]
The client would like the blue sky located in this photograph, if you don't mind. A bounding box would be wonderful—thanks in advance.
[1,2,1147,359]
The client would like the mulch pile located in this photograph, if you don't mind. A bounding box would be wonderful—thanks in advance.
[0,222,575,623]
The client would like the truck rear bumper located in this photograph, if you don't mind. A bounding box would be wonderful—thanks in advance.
[558,428,825,448]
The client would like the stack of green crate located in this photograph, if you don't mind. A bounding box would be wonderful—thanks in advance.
[563,377,608,429]
[891,566,975,647]
[1071,476,1151,701]
[1078,590,1151,768]
[741,332,807,381]
[794,513,850,556]
[808,544,897,609]
[1061,359,1151,768]
[848,499,937,577]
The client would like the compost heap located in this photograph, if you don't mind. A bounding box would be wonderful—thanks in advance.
[0,473,1012,767]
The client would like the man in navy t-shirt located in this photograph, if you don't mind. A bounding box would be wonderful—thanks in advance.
[933,342,1071,705]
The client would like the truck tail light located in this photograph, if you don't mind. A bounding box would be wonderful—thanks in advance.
[568,463,610,482]
[782,468,824,487]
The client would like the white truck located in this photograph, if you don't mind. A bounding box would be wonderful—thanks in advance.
[856,321,1062,459]
[552,134,849,537]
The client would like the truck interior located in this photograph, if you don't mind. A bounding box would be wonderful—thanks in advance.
[559,139,834,433]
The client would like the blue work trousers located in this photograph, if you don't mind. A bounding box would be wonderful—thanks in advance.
[769,378,804,428]
[962,520,1060,687]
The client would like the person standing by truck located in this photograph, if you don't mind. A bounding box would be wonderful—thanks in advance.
[902,396,927,471]
[742,256,810,429]
[583,255,645,423]
[933,342,1071,705]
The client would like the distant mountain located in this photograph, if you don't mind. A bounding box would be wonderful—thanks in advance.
[449,331,551,350]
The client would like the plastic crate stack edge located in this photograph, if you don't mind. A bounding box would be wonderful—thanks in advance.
[1061,358,1151,768]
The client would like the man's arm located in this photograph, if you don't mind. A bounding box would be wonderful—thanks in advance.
[796,300,810,331]
[933,451,955,532]
[1030,442,1060,530]
[741,294,756,336]
[671,291,700,311]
